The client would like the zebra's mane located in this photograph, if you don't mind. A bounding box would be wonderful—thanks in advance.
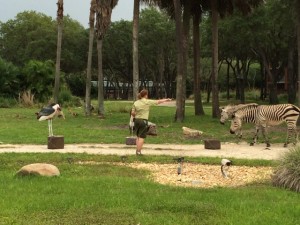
[223,103,258,114]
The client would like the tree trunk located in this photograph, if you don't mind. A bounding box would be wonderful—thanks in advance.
[97,39,105,117]
[288,36,296,103]
[85,0,96,116]
[173,0,184,122]
[211,0,219,118]
[54,0,64,103]
[193,11,204,115]
[297,1,300,107]
[132,0,139,100]
[158,49,165,98]
[260,50,278,104]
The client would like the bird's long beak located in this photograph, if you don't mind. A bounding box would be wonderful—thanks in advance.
[58,111,65,119]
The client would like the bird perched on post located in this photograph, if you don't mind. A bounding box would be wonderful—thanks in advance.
[36,103,65,136]
[221,159,232,178]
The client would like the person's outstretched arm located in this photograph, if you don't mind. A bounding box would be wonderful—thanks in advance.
[157,98,172,104]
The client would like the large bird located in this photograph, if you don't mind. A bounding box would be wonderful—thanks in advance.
[36,103,65,136]
[221,159,232,178]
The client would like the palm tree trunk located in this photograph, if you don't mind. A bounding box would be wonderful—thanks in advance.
[132,0,139,100]
[54,0,64,103]
[97,39,105,116]
[297,1,300,107]
[85,0,96,116]
[173,0,184,122]
[211,0,220,118]
[193,11,204,115]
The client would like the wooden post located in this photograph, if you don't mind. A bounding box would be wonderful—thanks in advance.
[125,137,136,145]
[48,136,64,149]
[204,139,221,150]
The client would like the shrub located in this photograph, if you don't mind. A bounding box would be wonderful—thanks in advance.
[272,147,300,192]
[0,97,18,108]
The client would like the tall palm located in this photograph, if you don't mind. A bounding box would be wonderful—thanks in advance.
[192,4,205,115]
[95,0,118,117]
[211,0,219,118]
[132,0,140,100]
[54,0,63,103]
[85,0,97,116]
[172,0,185,122]
[296,0,300,107]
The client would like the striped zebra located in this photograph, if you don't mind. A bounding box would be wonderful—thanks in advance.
[220,103,258,138]
[229,104,300,147]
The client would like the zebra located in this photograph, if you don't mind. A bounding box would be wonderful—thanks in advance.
[229,104,300,147]
[220,103,258,138]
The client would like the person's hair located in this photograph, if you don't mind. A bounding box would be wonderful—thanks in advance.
[137,89,148,99]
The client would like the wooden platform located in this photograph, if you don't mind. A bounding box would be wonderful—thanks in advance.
[125,137,136,145]
[48,136,64,149]
[204,139,221,150]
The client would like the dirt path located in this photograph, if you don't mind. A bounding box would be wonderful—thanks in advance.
[0,142,291,160]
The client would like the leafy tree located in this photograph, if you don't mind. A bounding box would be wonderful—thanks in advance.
[0,11,88,74]
[21,60,55,102]
[0,11,56,67]
[139,7,176,98]
[0,57,19,97]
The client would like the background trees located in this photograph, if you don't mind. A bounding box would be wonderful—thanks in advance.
[0,0,299,115]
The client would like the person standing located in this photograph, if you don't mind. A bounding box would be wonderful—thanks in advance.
[131,89,172,155]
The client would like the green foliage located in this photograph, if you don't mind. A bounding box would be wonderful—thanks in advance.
[58,87,82,107]
[21,60,55,102]
[0,11,56,66]
[0,96,17,108]
[0,57,20,97]
[272,147,300,192]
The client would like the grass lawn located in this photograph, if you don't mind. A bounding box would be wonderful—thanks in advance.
[0,153,299,225]
[0,101,298,224]
[0,101,289,145]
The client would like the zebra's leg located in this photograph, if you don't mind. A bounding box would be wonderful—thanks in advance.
[250,127,259,146]
[261,125,270,147]
[285,125,297,147]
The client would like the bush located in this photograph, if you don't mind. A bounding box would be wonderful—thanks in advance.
[58,88,82,107]
[272,147,300,192]
[0,97,18,108]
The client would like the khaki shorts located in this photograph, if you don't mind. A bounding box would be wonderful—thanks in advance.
[134,119,148,138]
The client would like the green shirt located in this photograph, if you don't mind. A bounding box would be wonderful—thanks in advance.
[132,98,158,120]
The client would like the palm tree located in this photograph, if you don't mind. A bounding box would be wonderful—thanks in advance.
[296,0,300,107]
[54,0,64,103]
[192,3,205,115]
[132,0,140,100]
[95,0,118,117]
[172,0,185,122]
[85,0,97,116]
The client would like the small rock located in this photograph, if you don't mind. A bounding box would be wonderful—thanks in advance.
[16,163,60,177]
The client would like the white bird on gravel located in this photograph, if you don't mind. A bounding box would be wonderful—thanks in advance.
[36,103,65,136]
[221,159,232,178]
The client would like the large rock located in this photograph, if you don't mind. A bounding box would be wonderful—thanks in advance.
[182,126,203,137]
[16,163,60,177]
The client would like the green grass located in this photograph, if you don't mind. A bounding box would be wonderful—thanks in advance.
[0,153,299,225]
[0,101,298,224]
[0,101,289,145]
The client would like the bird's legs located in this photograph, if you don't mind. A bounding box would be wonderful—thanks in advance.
[48,119,54,136]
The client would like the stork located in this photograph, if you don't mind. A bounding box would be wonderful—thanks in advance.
[36,103,65,136]
[221,159,232,178]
